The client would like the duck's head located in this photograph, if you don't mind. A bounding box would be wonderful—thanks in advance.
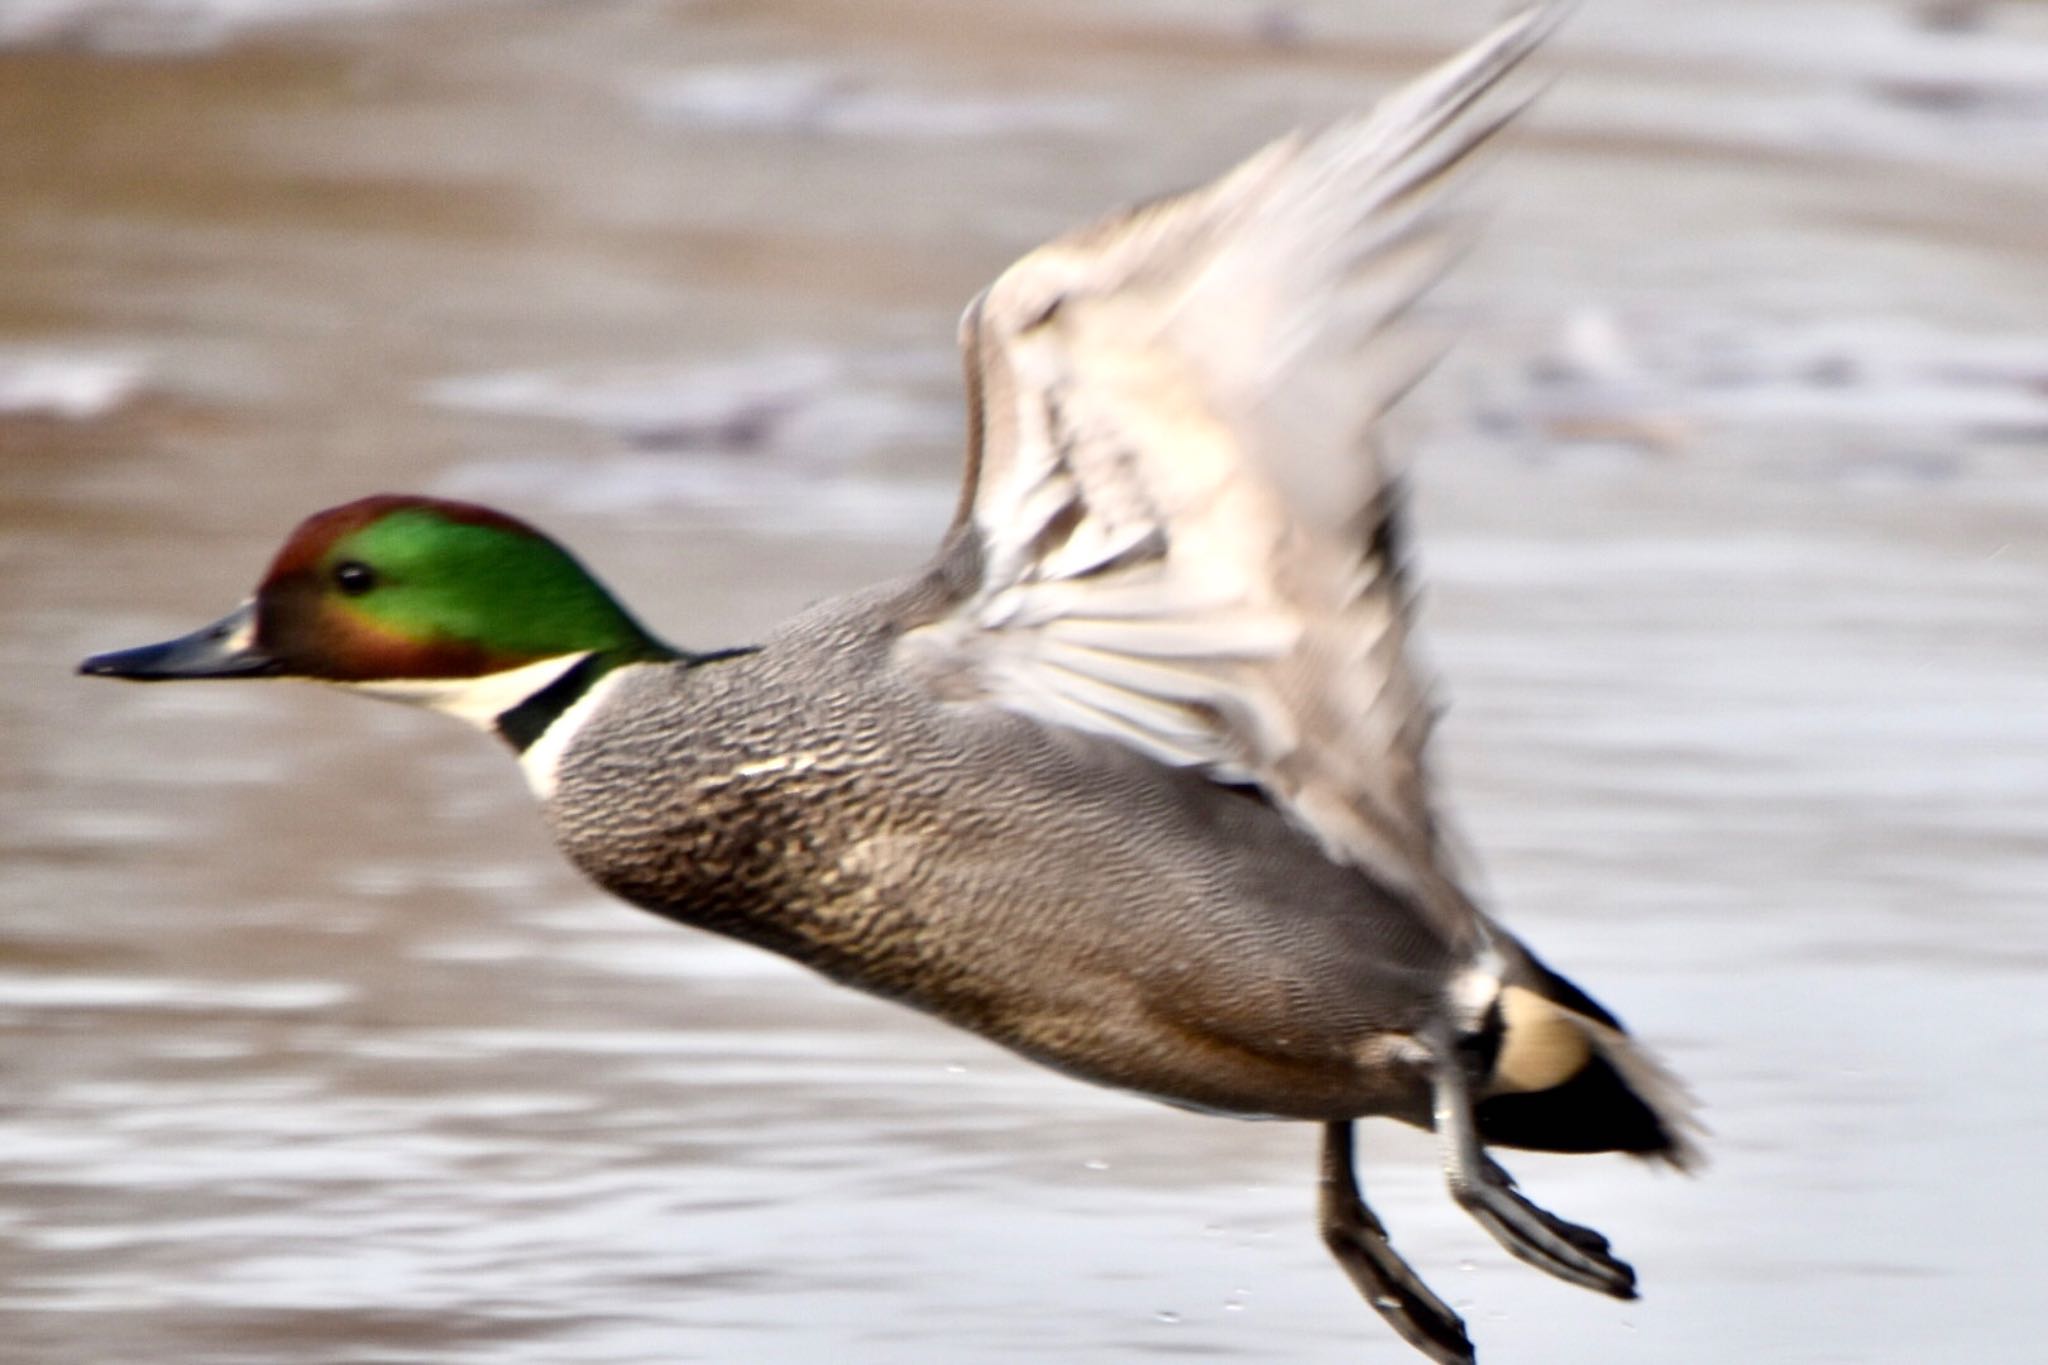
[80,494,679,743]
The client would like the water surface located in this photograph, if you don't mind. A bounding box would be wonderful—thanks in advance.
[5,1,2046,1361]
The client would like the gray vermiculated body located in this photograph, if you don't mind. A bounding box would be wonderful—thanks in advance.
[545,573,1456,1124]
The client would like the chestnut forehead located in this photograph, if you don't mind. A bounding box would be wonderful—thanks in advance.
[261,495,537,582]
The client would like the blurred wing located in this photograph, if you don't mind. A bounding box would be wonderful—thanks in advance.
[901,6,1560,946]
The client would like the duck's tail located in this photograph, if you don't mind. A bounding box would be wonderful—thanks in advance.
[1468,943,1704,1171]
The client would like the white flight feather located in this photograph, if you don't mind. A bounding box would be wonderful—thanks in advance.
[897,5,1564,947]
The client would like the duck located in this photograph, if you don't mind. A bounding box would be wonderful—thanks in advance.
[80,6,1697,1362]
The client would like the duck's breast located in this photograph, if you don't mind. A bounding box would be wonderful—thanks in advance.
[544,587,1456,1122]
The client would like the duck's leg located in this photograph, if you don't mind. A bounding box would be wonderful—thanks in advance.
[1318,1120,1474,1365]
[1428,1039,1637,1298]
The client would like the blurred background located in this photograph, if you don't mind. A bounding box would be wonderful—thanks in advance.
[4,1,2046,1361]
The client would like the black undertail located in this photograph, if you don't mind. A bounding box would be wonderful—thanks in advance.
[1474,947,1685,1161]
[1475,1050,1676,1158]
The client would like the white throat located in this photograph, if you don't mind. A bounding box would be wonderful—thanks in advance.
[345,652,592,733]
[343,653,647,801]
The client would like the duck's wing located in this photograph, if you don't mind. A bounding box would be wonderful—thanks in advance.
[899,6,1560,948]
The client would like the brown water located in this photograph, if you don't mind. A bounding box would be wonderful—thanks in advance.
[5,1,2047,1361]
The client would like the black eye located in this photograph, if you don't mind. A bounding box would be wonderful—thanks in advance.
[333,561,377,596]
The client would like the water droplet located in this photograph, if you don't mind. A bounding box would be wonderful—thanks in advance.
[1458,1259,1477,1272]
[943,1063,966,1074]
[1154,1310,1182,1325]
[1083,1158,1110,1171]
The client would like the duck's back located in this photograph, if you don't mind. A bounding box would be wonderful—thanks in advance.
[543,574,1458,1123]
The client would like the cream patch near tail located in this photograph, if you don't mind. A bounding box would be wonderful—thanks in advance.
[1493,984,1592,1094]
[1475,972,1707,1170]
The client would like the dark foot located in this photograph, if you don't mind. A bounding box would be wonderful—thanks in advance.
[1450,1159,1636,1298]
[1434,1053,1637,1299]
[1319,1121,1475,1365]
[1480,1156,1622,1264]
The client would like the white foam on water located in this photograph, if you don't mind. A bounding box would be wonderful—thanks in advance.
[1497,309,2048,449]
[0,0,447,52]
[638,62,1110,139]
[435,452,957,539]
[0,348,146,419]
[0,974,353,1012]
[429,347,964,535]
[430,350,850,441]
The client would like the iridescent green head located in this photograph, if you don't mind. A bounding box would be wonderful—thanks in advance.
[80,494,677,691]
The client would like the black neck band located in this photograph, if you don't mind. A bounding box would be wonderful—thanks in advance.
[493,645,759,754]
[495,654,605,754]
